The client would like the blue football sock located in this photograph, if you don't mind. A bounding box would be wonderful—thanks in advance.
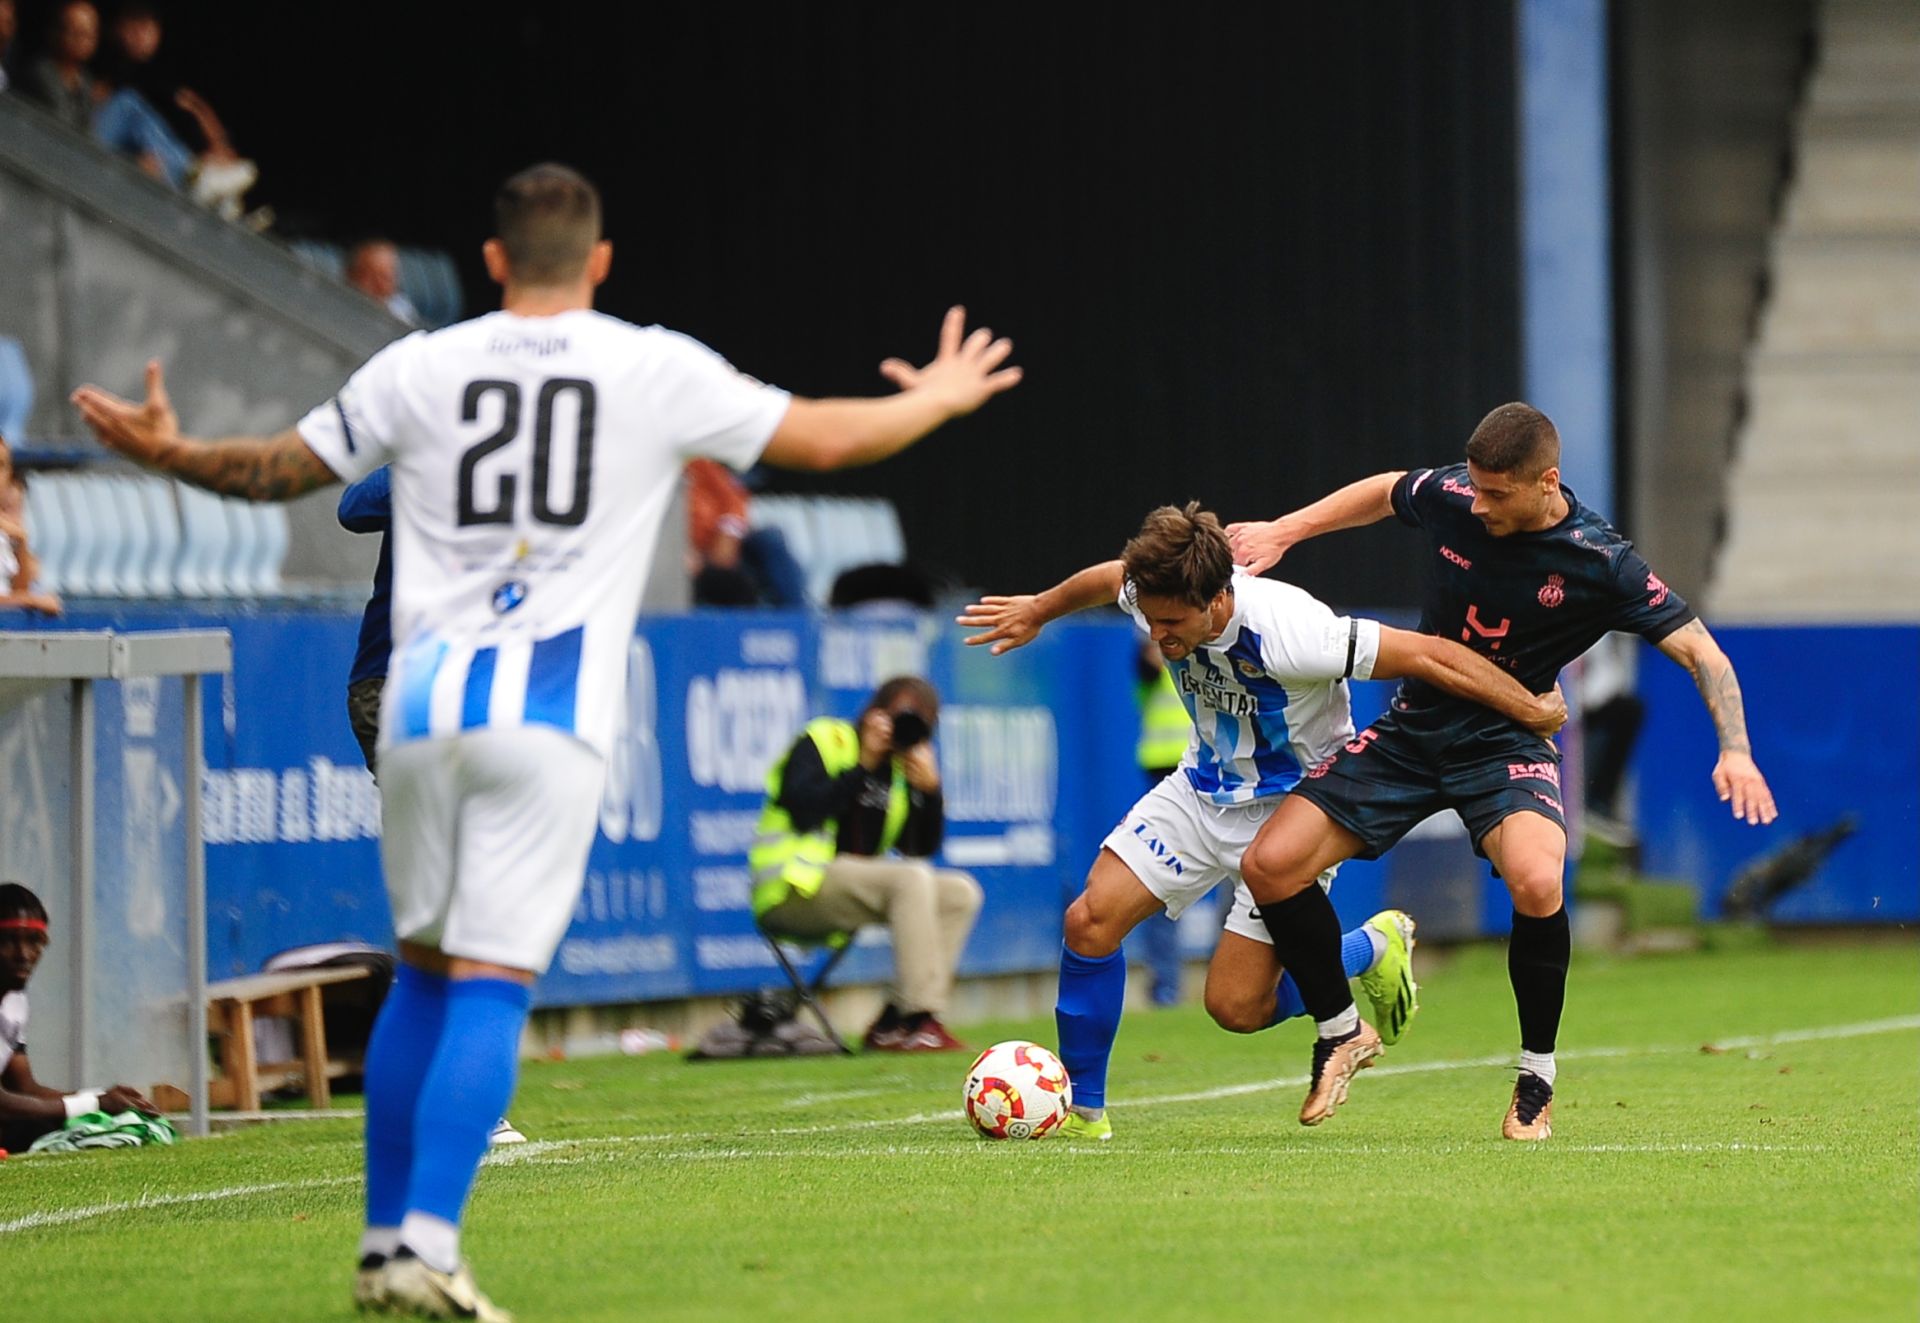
[404,977,531,1235]
[1055,945,1126,1111]
[1343,925,1377,978]
[1267,926,1380,1027]
[363,964,450,1233]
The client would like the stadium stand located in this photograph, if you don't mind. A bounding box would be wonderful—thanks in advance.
[751,493,908,605]
[1710,0,1920,620]
[288,238,465,329]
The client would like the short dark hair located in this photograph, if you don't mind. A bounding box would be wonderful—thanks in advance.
[0,883,47,923]
[1122,502,1233,607]
[494,163,602,286]
[1465,403,1560,477]
[868,675,939,727]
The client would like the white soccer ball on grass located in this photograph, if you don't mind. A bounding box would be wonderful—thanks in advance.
[962,1040,1072,1140]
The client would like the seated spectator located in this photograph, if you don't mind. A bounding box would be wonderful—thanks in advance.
[18,1,254,217]
[344,239,424,327]
[686,459,806,607]
[0,0,19,94]
[0,436,59,616]
[94,2,256,217]
[2,882,161,1153]
[750,677,982,1051]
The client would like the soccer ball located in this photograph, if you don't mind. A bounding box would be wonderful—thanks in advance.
[962,1040,1072,1140]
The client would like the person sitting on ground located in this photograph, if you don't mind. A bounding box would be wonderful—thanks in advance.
[0,436,60,616]
[750,676,982,1051]
[344,240,424,328]
[1,883,161,1153]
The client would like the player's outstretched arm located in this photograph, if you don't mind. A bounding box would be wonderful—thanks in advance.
[1226,472,1404,574]
[70,361,338,502]
[1374,626,1568,736]
[760,306,1021,472]
[957,560,1125,656]
[1655,619,1777,825]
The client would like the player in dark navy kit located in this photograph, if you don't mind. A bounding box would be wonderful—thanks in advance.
[1226,402,1776,1139]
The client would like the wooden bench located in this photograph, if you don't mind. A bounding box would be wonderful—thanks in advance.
[205,966,373,1111]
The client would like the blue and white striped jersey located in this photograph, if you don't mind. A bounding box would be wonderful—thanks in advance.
[299,310,789,760]
[1120,570,1381,805]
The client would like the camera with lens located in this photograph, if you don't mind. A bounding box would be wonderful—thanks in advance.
[888,708,931,752]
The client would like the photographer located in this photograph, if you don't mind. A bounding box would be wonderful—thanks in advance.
[750,677,982,1051]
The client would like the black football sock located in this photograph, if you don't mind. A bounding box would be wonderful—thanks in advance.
[1256,887,1354,1028]
[1508,905,1571,1055]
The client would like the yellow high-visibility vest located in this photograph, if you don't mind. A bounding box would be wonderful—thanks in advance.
[748,717,910,920]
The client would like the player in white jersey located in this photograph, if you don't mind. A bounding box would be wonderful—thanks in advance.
[957,503,1563,1140]
[70,162,1020,1322]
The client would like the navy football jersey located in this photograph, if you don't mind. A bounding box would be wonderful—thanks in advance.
[1387,463,1695,739]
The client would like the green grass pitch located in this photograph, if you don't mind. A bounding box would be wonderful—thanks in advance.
[3,940,1915,1322]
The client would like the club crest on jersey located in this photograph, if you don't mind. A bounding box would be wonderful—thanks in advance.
[1537,574,1566,608]
[1234,658,1263,679]
[491,580,528,615]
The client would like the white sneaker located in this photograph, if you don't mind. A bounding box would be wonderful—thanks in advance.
[488,1117,526,1147]
[382,1250,514,1322]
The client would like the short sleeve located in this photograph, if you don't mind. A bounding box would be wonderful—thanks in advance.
[1250,584,1382,682]
[1607,547,1695,643]
[1390,468,1440,528]
[297,336,419,483]
[651,330,791,471]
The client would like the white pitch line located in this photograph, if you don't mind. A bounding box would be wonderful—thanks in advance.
[0,1176,358,1235]
[5,1013,1912,1235]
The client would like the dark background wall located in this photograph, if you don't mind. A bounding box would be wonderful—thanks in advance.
[44,1,1522,608]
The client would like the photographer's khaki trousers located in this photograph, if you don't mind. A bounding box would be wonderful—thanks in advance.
[760,856,982,1014]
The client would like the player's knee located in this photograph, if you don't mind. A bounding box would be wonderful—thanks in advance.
[1240,838,1311,900]
[1063,894,1124,958]
[1506,871,1564,917]
[1204,986,1268,1034]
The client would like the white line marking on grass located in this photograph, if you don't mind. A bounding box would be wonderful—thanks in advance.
[0,1176,358,1235]
[6,1014,1910,1235]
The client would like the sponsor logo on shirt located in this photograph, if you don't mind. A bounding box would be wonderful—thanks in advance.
[1177,669,1259,718]
[1647,571,1671,607]
[1441,476,1475,498]
[1506,760,1561,788]
[1537,574,1565,608]
[1130,821,1186,876]
[1440,545,1473,570]
[491,579,528,614]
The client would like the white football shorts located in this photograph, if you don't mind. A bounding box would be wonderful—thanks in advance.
[378,726,605,971]
[1102,773,1336,946]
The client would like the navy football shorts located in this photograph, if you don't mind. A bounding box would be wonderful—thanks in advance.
[1288,713,1566,860]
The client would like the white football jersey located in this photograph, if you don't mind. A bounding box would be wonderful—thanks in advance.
[0,989,25,1076]
[1121,569,1381,805]
[299,310,789,759]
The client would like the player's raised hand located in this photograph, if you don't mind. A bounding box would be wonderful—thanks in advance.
[70,360,181,469]
[879,306,1021,418]
[1713,750,1778,826]
[1225,518,1291,575]
[957,594,1045,655]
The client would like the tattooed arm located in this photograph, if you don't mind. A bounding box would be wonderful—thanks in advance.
[70,361,339,502]
[1656,619,1778,825]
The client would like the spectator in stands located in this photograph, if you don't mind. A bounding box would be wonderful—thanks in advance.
[750,676,982,1051]
[0,0,20,94]
[345,240,424,328]
[18,1,254,217]
[2,882,161,1153]
[17,0,98,129]
[93,1,255,217]
[685,458,807,606]
[0,436,60,616]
